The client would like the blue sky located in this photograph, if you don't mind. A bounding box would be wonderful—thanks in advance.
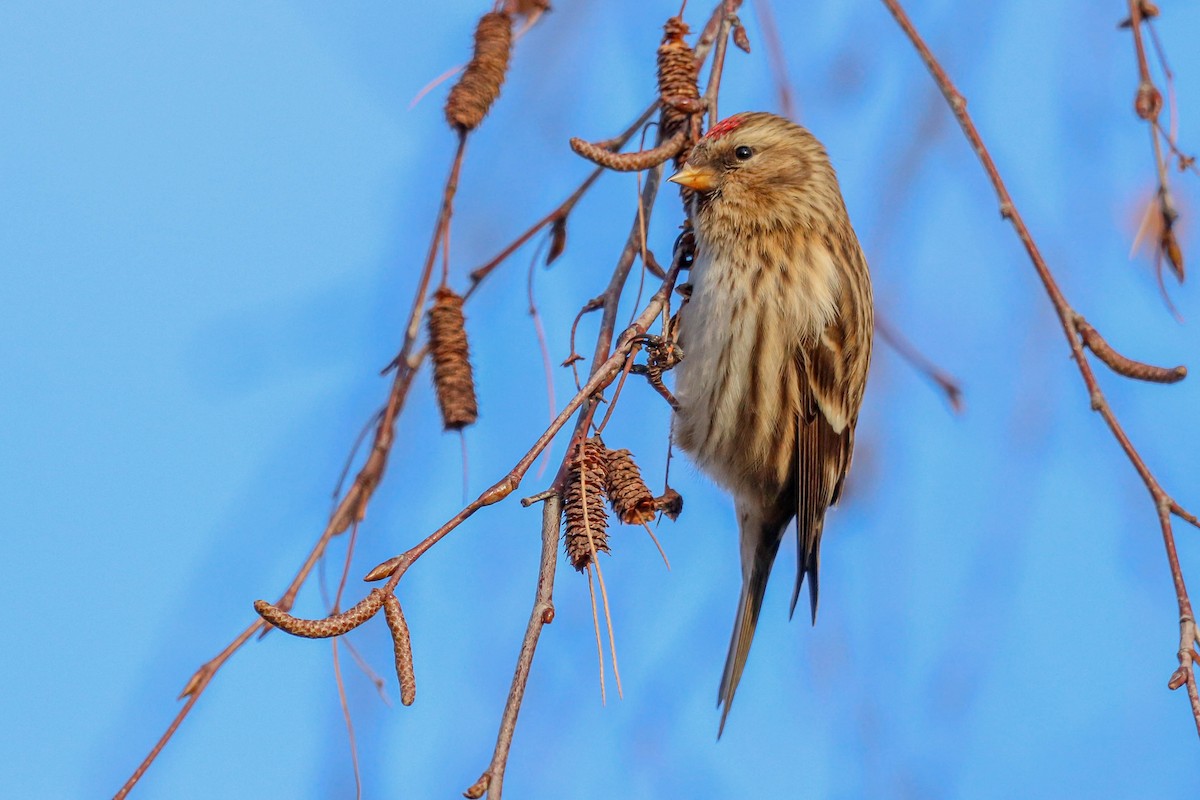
[3,1,1199,797]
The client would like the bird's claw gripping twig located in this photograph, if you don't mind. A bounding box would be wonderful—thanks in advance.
[631,333,683,410]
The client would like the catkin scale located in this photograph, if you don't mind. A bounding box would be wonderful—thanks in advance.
[428,287,479,430]
[445,12,513,133]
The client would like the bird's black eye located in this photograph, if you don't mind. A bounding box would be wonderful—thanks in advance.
[734,145,753,160]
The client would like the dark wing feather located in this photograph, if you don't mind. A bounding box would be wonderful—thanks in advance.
[789,270,871,621]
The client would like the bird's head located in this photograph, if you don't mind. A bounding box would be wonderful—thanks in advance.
[669,112,840,230]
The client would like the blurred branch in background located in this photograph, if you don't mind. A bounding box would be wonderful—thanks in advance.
[1123,0,1195,311]
[880,0,1200,736]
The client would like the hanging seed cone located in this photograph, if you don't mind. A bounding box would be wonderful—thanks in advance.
[656,16,701,165]
[563,437,609,571]
[605,448,657,525]
[445,12,513,133]
[428,287,478,430]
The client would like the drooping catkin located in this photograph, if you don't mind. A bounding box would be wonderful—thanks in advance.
[605,448,657,525]
[428,287,479,430]
[383,593,416,706]
[253,589,386,639]
[563,437,609,571]
[656,16,702,167]
[445,12,512,133]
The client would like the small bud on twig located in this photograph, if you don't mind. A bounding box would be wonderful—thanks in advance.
[463,773,489,799]
[429,287,480,430]
[1135,82,1162,121]
[546,217,568,265]
[732,19,751,53]
[445,12,513,133]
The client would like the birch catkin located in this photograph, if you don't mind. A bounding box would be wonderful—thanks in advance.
[428,287,479,430]
[445,12,513,133]
[563,437,610,570]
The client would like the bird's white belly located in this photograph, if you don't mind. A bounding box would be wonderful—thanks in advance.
[672,241,840,496]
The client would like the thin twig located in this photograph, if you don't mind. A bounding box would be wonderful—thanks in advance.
[117,131,470,798]
[474,492,561,799]
[751,0,797,119]
[881,0,1200,736]
[364,255,686,586]
[875,314,964,412]
[331,639,363,800]
[465,103,658,295]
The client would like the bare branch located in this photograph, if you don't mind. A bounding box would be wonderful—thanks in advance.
[881,0,1199,736]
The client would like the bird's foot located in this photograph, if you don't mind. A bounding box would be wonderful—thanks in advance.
[631,334,683,410]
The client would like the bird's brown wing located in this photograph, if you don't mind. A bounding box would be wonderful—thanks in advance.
[790,288,870,620]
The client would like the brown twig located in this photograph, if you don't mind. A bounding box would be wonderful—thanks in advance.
[469,493,561,798]
[751,0,797,119]
[569,9,716,175]
[702,2,739,127]
[122,6,721,796]
[875,314,964,412]
[465,102,657,294]
[881,0,1200,736]
[1124,1,1186,286]
[118,128,472,800]
[363,254,685,586]
[330,639,363,800]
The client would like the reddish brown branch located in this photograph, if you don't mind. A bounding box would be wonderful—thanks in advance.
[1124,1,1186,286]
[118,130,472,799]
[881,0,1200,736]
[116,622,263,798]
[362,254,685,586]
[465,102,658,294]
[469,492,561,798]
[751,0,798,119]
[875,314,964,412]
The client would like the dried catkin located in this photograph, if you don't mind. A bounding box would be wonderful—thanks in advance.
[656,16,701,166]
[605,448,658,525]
[563,437,609,570]
[445,12,512,133]
[428,287,479,430]
[656,487,683,521]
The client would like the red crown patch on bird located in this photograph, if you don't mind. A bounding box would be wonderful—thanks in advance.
[704,114,746,140]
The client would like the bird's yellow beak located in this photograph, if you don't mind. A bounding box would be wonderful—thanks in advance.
[669,164,718,192]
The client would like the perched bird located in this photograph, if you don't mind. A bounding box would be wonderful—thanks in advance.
[668,112,873,734]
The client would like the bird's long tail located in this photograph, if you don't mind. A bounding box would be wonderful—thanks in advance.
[717,508,787,737]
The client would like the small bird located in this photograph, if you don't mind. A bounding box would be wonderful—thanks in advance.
[668,112,873,734]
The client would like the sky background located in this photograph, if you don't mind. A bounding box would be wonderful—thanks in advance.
[4,1,1200,798]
